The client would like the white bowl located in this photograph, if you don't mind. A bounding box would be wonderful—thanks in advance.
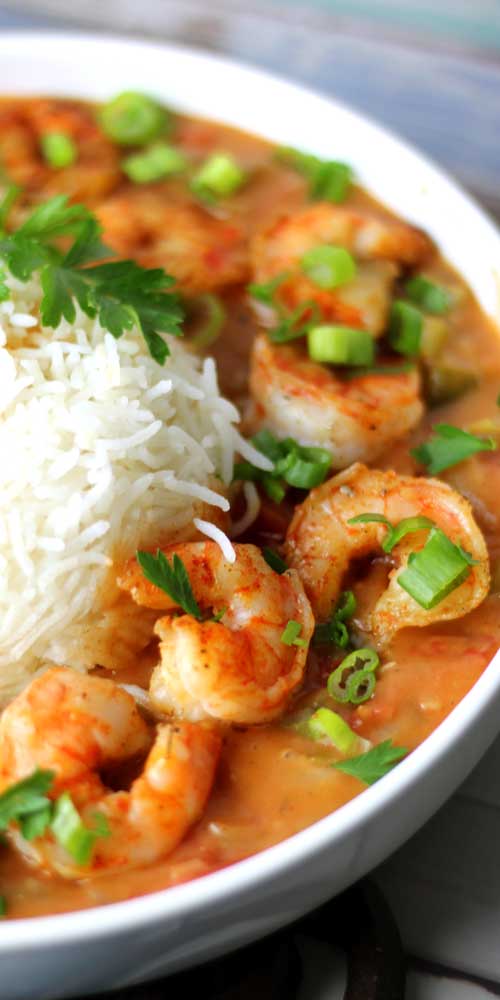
[1,31,500,1000]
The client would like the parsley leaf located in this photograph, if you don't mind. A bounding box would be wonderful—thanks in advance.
[137,550,203,620]
[412,424,497,475]
[334,740,407,785]
[0,769,54,832]
[0,192,184,364]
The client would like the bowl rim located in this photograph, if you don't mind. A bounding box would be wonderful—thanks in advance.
[0,27,499,948]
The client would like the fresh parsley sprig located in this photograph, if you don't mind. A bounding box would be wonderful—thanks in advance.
[0,769,110,865]
[334,739,407,785]
[137,549,203,619]
[0,188,183,364]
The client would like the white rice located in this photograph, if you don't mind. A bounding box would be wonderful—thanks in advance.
[0,269,249,703]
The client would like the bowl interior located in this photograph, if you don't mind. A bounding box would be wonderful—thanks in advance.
[0,31,499,949]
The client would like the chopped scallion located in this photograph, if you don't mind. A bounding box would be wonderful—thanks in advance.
[313,590,356,647]
[388,300,423,357]
[233,431,331,501]
[412,424,496,475]
[0,897,5,918]
[327,648,379,704]
[263,548,288,574]
[277,147,353,203]
[348,513,435,553]
[191,294,226,350]
[50,793,97,866]
[307,325,374,366]
[40,132,77,169]
[406,275,451,315]
[281,620,308,647]
[191,154,245,200]
[122,143,186,183]
[397,527,477,609]
[301,245,356,290]
[308,708,358,753]
[100,92,168,145]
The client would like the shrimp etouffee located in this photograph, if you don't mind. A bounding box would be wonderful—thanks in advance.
[0,92,500,920]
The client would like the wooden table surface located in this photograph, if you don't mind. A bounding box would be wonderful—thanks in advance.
[0,4,500,996]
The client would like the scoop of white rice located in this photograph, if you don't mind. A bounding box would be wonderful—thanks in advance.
[0,269,266,704]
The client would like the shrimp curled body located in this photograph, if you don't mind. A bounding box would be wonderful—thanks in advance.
[285,463,489,646]
[250,202,431,334]
[0,668,221,877]
[250,334,423,469]
[119,541,315,724]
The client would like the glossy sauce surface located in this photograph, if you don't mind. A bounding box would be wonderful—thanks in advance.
[0,96,499,918]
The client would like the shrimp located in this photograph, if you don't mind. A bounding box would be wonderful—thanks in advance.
[96,191,249,295]
[250,202,431,334]
[0,98,120,203]
[250,333,423,468]
[118,542,315,724]
[285,463,489,646]
[0,668,221,877]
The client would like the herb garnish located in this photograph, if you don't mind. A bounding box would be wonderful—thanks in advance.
[281,620,308,647]
[334,740,407,785]
[313,590,356,648]
[0,188,183,364]
[136,550,202,620]
[248,273,319,344]
[412,424,496,475]
[0,770,110,865]
[234,430,332,503]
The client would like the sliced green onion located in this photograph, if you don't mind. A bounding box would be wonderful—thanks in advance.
[212,607,226,623]
[40,132,77,169]
[191,154,245,200]
[100,92,167,145]
[307,325,374,366]
[234,431,331,501]
[50,793,96,866]
[122,142,186,183]
[263,548,288,574]
[313,161,353,203]
[348,513,435,553]
[191,294,226,350]
[0,897,6,918]
[278,442,332,489]
[247,273,289,305]
[281,619,308,647]
[388,300,423,357]
[301,245,356,290]
[277,147,353,203]
[412,424,497,475]
[327,648,379,704]
[397,527,476,609]
[308,708,358,753]
[313,590,356,647]
[406,275,451,315]
[269,302,319,344]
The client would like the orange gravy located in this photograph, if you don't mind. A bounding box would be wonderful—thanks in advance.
[0,97,499,918]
